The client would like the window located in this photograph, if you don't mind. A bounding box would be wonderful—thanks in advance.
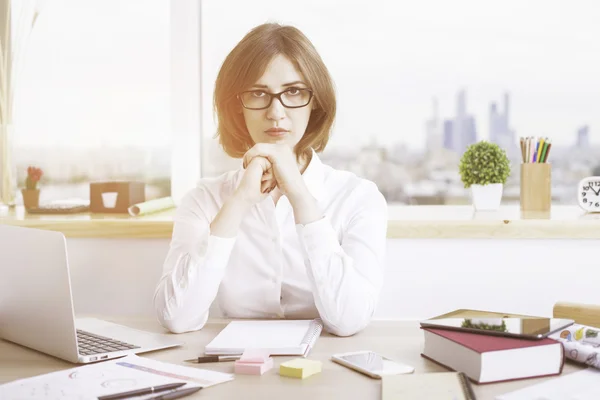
[12,0,171,203]
[200,0,600,205]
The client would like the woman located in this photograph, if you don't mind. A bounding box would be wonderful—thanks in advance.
[154,23,387,337]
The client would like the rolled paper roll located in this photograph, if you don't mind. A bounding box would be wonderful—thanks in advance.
[128,196,175,216]
[550,324,600,369]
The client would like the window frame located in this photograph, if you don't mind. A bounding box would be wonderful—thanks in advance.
[169,1,202,205]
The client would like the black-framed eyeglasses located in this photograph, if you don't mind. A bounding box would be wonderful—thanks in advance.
[237,88,313,110]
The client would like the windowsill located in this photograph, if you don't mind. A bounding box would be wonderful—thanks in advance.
[0,206,176,239]
[1,205,599,239]
[387,205,600,239]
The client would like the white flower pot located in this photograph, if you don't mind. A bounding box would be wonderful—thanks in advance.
[470,183,503,211]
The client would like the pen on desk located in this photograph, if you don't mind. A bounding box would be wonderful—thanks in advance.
[146,386,202,400]
[97,382,186,400]
[184,355,241,363]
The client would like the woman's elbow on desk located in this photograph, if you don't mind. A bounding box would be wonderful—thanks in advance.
[153,289,209,333]
[156,312,209,334]
[315,290,378,337]
[325,322,367,337]
[322,315,372,337]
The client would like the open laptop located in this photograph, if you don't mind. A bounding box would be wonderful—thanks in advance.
[0,224,183,363]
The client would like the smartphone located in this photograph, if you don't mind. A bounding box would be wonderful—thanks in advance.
[331,350,414,379]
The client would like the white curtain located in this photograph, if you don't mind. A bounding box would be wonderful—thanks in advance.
[0,0,40,206]
[0,0,15,205]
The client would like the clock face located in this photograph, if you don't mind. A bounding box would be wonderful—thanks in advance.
[578,177,600,211]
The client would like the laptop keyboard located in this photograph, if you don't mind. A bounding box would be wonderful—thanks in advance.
[77,329,140,355]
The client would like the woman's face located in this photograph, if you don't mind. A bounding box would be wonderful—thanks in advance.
[241,54,313,151]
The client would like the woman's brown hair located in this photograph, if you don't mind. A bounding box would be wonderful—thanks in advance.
[214,23,336,159]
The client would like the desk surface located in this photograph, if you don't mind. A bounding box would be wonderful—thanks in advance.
[0,319,584,399]
[2,204,600,239]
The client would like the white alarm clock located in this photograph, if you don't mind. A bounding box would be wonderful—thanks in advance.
[577,176,600,212]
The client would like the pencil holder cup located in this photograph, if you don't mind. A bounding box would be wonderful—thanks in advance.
[520,163,551,212]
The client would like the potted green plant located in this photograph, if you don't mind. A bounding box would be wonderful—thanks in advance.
[21,166,43,209]
[459,141,510,210]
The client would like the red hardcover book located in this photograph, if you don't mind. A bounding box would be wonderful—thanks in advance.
[421,328,565,384]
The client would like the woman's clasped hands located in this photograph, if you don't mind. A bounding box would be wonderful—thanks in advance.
[235,143,308,206]
[234,155,275,206]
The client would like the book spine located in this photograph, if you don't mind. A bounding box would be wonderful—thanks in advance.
[301,319,324,346]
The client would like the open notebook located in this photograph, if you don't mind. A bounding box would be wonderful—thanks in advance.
[205,319,323,356]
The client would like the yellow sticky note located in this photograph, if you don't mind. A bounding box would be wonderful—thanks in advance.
[279,358,322,379]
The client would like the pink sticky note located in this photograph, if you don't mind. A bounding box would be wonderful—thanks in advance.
[234,357,274,375]
[239,348,271,363]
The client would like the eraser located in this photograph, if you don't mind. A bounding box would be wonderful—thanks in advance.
[234,357,274,375]
[279,358,322,379]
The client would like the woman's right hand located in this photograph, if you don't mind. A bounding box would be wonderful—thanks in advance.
[233,156,276,206]
[211,157,275,238]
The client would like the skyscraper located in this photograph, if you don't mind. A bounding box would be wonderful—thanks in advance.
[466,116,477,146]
[489,93,516,156]
[450,89,478,154]
[576,125,590,148]
[443,120,454,150]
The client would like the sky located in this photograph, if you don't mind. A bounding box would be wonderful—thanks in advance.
[10,0,600,150]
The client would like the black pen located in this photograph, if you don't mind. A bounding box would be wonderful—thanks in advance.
[98,382,186,400]
[146,386,202,400]
[184,355,241,363]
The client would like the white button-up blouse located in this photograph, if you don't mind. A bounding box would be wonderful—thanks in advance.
[153,151,387,336]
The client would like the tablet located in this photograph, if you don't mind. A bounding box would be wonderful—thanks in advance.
[420,309,574,340]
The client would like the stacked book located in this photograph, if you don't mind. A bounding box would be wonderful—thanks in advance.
[421,318,565,384]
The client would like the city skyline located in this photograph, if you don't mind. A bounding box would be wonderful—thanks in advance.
[423,89,593,159]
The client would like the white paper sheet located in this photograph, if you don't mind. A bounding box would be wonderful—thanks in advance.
[496,368,600,400]
[0,354,234,400]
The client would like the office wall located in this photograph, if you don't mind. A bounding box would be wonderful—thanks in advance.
[66,238,600,321]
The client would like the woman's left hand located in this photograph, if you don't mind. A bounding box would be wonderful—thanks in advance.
[242,143,308,202]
